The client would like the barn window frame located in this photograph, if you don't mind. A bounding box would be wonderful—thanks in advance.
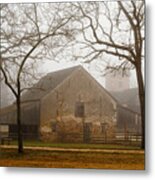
[75,101,85,118]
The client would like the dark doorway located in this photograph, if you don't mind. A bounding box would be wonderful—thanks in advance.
[83,123,91,143]
[101,123,108,143]
[9,125,39,139]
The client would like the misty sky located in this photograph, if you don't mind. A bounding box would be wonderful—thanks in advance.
[40,57,138,89]
[1,1,144,107]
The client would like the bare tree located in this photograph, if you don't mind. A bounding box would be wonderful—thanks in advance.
[71,1,145,149]
[0,3,73,153]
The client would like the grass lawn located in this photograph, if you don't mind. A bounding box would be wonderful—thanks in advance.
[11,140,141,150]
[0,148,144,170]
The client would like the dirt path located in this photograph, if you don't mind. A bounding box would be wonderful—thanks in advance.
[0,145,144,154]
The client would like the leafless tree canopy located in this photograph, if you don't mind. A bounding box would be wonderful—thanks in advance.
[1,3,74,95]
[69,1,144,75]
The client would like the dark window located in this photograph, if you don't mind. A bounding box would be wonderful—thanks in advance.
[75,102,85,117]
[83,123,91,143]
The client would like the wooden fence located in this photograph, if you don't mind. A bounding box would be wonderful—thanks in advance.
[0,131,142,146]
[56,132,142,146]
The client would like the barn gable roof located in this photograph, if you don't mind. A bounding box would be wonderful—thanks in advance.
[21,66,81,102]
[40,65,119,110]
[75,66,118,107]
[21,65,119,105]
[0,65,140,125]
[38,65,140,115]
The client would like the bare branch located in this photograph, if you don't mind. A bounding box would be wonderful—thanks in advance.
[0,67,17,97]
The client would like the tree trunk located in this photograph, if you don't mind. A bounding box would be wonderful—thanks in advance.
[16,87,24,153]
[135,62,145,150]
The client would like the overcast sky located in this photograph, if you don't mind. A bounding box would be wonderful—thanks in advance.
[1,0,144,106]
[40,58,138,89]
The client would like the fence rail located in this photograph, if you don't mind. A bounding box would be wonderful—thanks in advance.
[56,132,142,146]
[0,131,142,146]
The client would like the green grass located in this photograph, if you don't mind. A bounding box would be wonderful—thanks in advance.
[0,148,144,169]
[10,140,141,150]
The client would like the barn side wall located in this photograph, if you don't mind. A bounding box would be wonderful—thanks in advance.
[0,101,40,139]
[40,68,117,143]
[116,106,141,134]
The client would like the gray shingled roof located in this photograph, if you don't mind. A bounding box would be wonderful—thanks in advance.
[21,65,81,102]
[110,88,140,113]
[4,64,141,113]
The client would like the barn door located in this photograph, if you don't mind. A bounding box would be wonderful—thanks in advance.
[83,123,91,143]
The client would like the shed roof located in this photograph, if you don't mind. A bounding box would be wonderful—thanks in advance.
[110,88,140,113]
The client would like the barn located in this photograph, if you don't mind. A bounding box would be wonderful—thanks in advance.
[0,66,141,143]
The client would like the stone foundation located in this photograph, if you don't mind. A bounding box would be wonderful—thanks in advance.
[40,115,116,143]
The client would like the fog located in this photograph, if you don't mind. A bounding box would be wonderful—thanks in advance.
[1,1,144,107]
